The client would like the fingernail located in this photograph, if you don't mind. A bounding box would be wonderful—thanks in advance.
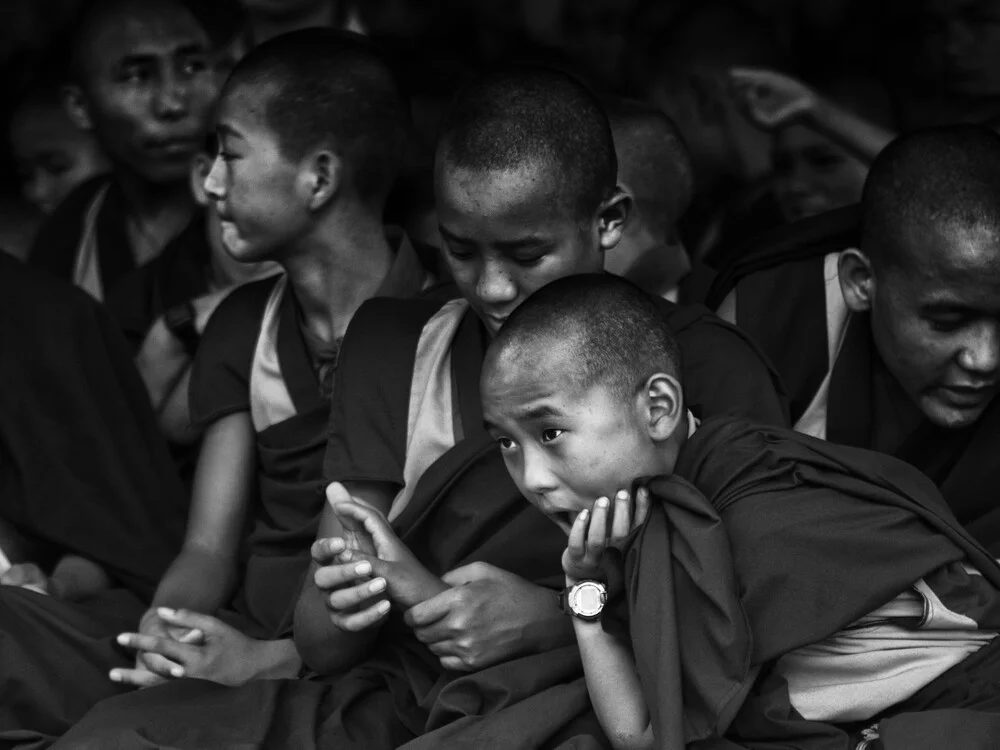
[157,607,175,618]
[617,490,629,500]
[171,666,185,678]
[116,634,130,646]
[370,578,386,594]
[377,600,391,614]
[109,670,121,682]
[579,508,589,520]
[597,497,609,508]
[355,562,372,576]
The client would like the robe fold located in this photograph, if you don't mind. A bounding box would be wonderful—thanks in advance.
[0,255,189,744]
[616,417,1000,749]
[703,206,1000,553]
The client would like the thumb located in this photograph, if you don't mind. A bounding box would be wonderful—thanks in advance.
[333,502,396,552]
[326,481,354,507]
[156,607,222,635]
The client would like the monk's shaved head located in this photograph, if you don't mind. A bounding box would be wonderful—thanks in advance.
[485,274,683,401]
[226,28,411,202]
[862,125,1000,273]
[605,98,693,235]
[436,66,617,219]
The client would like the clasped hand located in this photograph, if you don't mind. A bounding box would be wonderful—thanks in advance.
[111,607,266,688]
[311,482,446,632]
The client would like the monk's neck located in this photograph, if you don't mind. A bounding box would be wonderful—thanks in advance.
[248,1,338,44]
[283,214,393,347]
[114,170,195,267]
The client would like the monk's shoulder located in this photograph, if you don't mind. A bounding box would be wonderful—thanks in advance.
[341,295,453,359]
[26,176,111,275]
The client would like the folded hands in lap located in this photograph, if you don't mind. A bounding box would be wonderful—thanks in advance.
[111,608,270,688]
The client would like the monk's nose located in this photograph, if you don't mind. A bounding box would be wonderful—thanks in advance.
[958,322,1000,376]
[477,259,517,304]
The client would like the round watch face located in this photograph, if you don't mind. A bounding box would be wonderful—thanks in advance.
[569,581,607,618]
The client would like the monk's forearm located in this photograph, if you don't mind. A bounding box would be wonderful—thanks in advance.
[807,99,895,163]
[293,566,379,675]
[49,555,113,601]
[574,619,653,750]
[152,546,238,616]
[252,638,302,680]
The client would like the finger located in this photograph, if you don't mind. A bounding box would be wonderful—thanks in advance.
[566,507,590,558]
[156,607,221,635]
[138,651,187,679]
[109,667,166,688]
[440,655,472,673]
[404,589,458,628]
[176,628,205,644]
[331,600,390,632]
[332,502,394,548]
[586,497,610,562]
[412,618,455,645]
[326,577,387,612]
[117,633,193,667]
[311,536,347,564]
[314,559,373,591]
[611,489,632,541]
[633,486,651,529]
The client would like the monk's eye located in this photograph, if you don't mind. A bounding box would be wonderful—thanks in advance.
[496,437,515,450]
[540,429,564,443]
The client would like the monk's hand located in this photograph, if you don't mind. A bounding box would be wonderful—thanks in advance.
[115,608,267,687]
[729,67,818,131]
[312,534,390,632]
[111,608,205,689]
[405,562,567,672]
[326,482,378,558]
[330,501,447,611]
[562,488,650,584]
[0,562,51,595]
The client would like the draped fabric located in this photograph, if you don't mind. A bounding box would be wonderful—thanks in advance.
[0,255,188,745]
[617,417,1000,749]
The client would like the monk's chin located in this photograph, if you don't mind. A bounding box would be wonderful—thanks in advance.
[920,395,994,430]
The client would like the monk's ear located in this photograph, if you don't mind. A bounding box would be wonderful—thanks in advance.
[597,185,633,252]
[301,149,343,211]
[63,85,93,132]
[642,372,684,442]
[838,248,875,313]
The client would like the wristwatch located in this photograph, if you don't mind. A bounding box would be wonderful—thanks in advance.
[559,580,607,622]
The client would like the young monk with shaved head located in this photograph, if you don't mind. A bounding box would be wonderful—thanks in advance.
[476,273,1000,749]
[711,125,1000,551]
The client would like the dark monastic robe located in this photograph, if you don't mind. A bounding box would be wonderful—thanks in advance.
[27,177,212,351]
[618,417,1000,749]
[0,254,189,744]
[703,205,1000,554]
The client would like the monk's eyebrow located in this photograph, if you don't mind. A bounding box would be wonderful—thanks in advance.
[439,225,472,244]
[517,404,562,420]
